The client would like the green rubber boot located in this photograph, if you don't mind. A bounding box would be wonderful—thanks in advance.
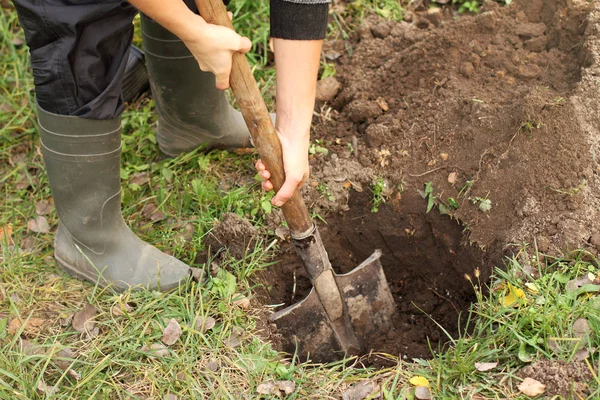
[38,105,191,291]
[141,15,252,157]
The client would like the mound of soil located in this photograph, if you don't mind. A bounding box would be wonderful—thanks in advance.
[261,0,600,361]
[518,359,594,398]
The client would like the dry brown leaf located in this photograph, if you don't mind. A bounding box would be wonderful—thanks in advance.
[72,304,99,338]
[518,377,546,397]
[20,236,36,251]
[54,347,74,370]
[415,386,432,399]
[225,331,242,348]
[8,317,46,336]
[573,318,591,339]
[566,275,593,293]
[164,394,178,400]
[342,380,377,400]
[474,362,498,372]
[162,318,182,346]
[19,339,47,356]
[37,379,58,396]
[448,172,458,184]
[111,302,134,317]
[206,361,219,372]
[233,293,250,309]
[143,203,166,222]
[195,316,216,333]
[35,199,53,216]
[256,380,296,396]
[0,224,13,245]
[129,171,150,186]
[141,343,169,358]
[28,216,50,233]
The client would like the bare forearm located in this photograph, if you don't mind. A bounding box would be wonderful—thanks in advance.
[273,38,323,140]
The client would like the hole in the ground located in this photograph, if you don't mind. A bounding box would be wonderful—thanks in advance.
[262,191,493,362]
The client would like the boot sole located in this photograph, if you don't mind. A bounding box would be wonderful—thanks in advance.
[55,253,187,292]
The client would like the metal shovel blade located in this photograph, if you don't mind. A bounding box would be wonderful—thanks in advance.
[269,250,396,363]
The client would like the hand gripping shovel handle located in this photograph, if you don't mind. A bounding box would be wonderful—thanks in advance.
[194,0,313,238]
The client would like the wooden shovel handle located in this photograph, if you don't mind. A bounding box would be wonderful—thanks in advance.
[195,0,313,236]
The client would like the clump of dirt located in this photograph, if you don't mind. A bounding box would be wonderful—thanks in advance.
[205,213,257,259]
[261,0,600,361]
[309,0,598,255]
[518,359,594,398]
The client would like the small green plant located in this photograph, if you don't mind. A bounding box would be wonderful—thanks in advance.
[316,183,335,202]
[423,181,437,213]
[320,62,337,79]
[471,196,492,213]
[454,0,479,13]
[309,139,329,156]
[371,177,388,212]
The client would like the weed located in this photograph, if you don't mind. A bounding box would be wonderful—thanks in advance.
[371,177,388,212]
[309,139,329,156]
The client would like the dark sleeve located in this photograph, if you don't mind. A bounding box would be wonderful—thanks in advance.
[270,0,330,40]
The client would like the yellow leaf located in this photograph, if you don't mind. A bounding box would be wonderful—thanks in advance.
[409,376,430,387]
[501,282,526,307]
[525,282,539,293]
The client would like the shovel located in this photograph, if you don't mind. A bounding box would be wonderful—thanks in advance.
[196,0,397,363]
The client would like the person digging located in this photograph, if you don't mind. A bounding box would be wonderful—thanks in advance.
[13,0,327,291]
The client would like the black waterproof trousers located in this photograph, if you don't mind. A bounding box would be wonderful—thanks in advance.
[13,0,199,120]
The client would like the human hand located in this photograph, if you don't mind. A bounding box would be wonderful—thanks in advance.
[180,14,251,89]
[255,130,310,207]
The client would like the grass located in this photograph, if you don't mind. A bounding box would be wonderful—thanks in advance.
[2,1,600,399]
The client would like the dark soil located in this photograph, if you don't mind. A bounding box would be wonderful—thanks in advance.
[259,0,600,363]
[205,212,257,259]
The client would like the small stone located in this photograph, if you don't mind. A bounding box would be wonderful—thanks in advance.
[315,77,342,102]
[448,172,458,184]
[345,100,383,123]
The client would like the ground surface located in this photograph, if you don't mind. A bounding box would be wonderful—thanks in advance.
[261,0,600,363]
[2,0,600,398]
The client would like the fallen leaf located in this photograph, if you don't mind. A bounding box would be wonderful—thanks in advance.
[440,152,449,161]
[60,314,74,327]
[195,316,216,333]
[233,293,250,309]
[447,172,458,184]
[11,36,24,46]
[256,381,277,395]
[566,275,593,293]
[54,347,74,370]
[409,376,430,387]
[502,282,526,307]
[0,224,13,245]
[162,318,182,346]
[142,203,166,222]
[572,318,591,339]
[19,339,47,356]
[524,282,539,293]
[73,304,98,338]
[37,379,58,396]
[342,380,377,400]
[8,317,46,336]
[35,199,53,215]
[20,236,36,251]
[206,361,219,372]
[474,362,498,371]
[256,380,296,396]
[27,216,50,233]
[111,302,134,317]
[141,343,169,358]
[225,331,242,348]
[574,346,591,361]
[68,369,82,380]
[415,386,432,399]
[129,171,150,186]
[164,394,178,400]
[518,377,545,397]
